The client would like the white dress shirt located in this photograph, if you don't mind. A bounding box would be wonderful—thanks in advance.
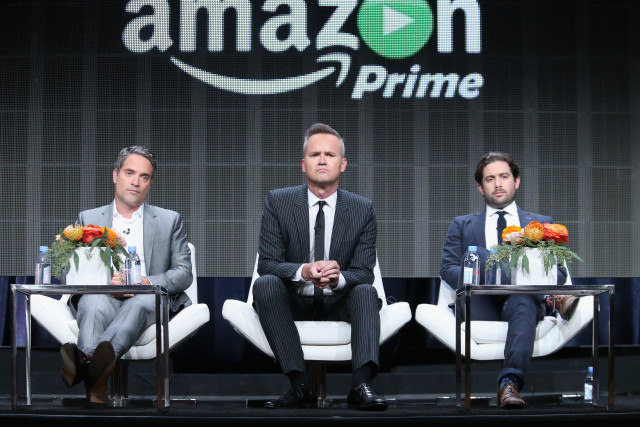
[485,202,520,249]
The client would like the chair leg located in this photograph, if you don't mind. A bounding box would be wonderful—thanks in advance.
[308,362,328,408]
[111,361,129,400]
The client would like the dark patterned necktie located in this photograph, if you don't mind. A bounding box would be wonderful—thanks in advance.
[313,201,326,312]
[497,211,507,245]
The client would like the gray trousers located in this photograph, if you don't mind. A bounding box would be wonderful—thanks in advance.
[75,294,156,359]
[252,275,382,374]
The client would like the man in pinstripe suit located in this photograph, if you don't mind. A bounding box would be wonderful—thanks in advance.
[253,123,387,411]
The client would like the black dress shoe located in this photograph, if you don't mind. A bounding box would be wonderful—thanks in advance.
[347,383,388,411]
[264,384,317,409]
[85,341,116,404]
[60,342,90,388]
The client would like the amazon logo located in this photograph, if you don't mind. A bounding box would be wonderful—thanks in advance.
[122,0,483,99]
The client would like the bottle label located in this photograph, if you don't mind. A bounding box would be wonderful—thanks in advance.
[584,383,593,401]
[43,265,51,285]
[130,265,142,285]
[463,267,473,285]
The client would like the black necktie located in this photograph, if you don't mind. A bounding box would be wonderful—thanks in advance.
[496,211,507,245]
[313,201,326,312]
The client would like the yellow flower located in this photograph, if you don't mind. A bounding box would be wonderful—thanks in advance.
[63,224,84,241]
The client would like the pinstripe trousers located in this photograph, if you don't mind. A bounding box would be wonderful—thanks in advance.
[252,274,382,374]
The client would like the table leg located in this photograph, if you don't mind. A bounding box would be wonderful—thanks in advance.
[155,290,162,409]
[455,292,462,407]
[162,293,170,408]
[465,290,471,410]
[11,285,17,410]
[608,287,615,406]
[25,294,32,406]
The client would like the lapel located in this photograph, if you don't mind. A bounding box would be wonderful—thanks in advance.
[293,187,310,261]
[330,189,349,260]
[100,205,114,227]
[142,203,157,273]
[471,211,487,248]
[518,208,536,227]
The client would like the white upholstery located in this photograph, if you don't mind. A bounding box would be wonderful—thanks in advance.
[222,254,412,363]
[414,272,594,360]
[30,242,210,360]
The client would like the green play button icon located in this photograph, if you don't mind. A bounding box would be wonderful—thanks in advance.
[357,0,434,59]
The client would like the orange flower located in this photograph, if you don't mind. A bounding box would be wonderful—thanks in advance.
[543,223,569,243]
[105,227,121,248]
[524,221,545,242]
[501,225,521,243]
[82,224,104,244]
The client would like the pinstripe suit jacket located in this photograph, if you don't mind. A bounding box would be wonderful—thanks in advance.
[75,202,192,314]
[440,207,566,289]
[257,185,377,291]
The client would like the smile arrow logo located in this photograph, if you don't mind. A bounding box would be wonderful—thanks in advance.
[170,53,351,95]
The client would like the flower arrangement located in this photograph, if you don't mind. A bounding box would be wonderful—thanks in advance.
[46,224,129,280]
[487,221,582,276]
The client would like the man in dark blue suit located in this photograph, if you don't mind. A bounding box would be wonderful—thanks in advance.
[253,123,387,411]
[440,151,578,409]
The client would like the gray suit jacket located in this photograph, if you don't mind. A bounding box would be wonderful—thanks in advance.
[257,185,377,292]
[440,207,566,289]
[75,202,192,314]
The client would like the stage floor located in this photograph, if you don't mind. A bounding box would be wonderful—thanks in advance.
[3,347,640,426]
[2,393,640,426]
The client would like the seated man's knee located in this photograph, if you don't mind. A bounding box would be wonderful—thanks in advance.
[252,274,285,301]
[351,283,378,300]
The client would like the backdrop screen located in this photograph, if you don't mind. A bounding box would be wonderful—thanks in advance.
[1,0,637,278]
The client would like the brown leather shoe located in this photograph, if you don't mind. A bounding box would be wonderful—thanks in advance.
[547,295,579,320]
[84,341,116,404]
[498,382,526,408]
[60,342,90,388]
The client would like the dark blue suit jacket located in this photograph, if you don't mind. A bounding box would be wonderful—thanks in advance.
[440,207,567,290]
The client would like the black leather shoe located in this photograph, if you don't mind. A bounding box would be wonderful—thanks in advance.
[264,384,317,409]
[60,342,90,388]
[347,383,388,411]
[85,341,116,404]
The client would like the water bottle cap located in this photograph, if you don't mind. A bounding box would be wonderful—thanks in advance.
[39,246,48,253]
[468,246,478,252]
[489,247,498,253]
[128,246,137,252]
[587,366,593,374]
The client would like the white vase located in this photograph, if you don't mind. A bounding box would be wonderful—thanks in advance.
[511,248,557,286]
[65,247,111,286]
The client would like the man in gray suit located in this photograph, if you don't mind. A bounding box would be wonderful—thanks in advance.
[253,123,387,411]
[440,151,578,409]
[59,145,192,404]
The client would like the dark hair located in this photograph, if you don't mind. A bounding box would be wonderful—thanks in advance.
[114,145,157,179]
[474,151,519,184]
[303,123,345,157]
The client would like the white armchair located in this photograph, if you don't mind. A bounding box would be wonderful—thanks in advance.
[29,242,210,403]
[221,254,412,406]
[414,272,594,360]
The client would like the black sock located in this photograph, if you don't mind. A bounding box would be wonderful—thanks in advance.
[352,362,377,388]
[286,370,308,388]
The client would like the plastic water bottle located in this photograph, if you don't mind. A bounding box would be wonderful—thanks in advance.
[583,366,594,403]
[485,247,501,285]
[35,246,51,285]
[125,246,142,286]
[462,245,480,286]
